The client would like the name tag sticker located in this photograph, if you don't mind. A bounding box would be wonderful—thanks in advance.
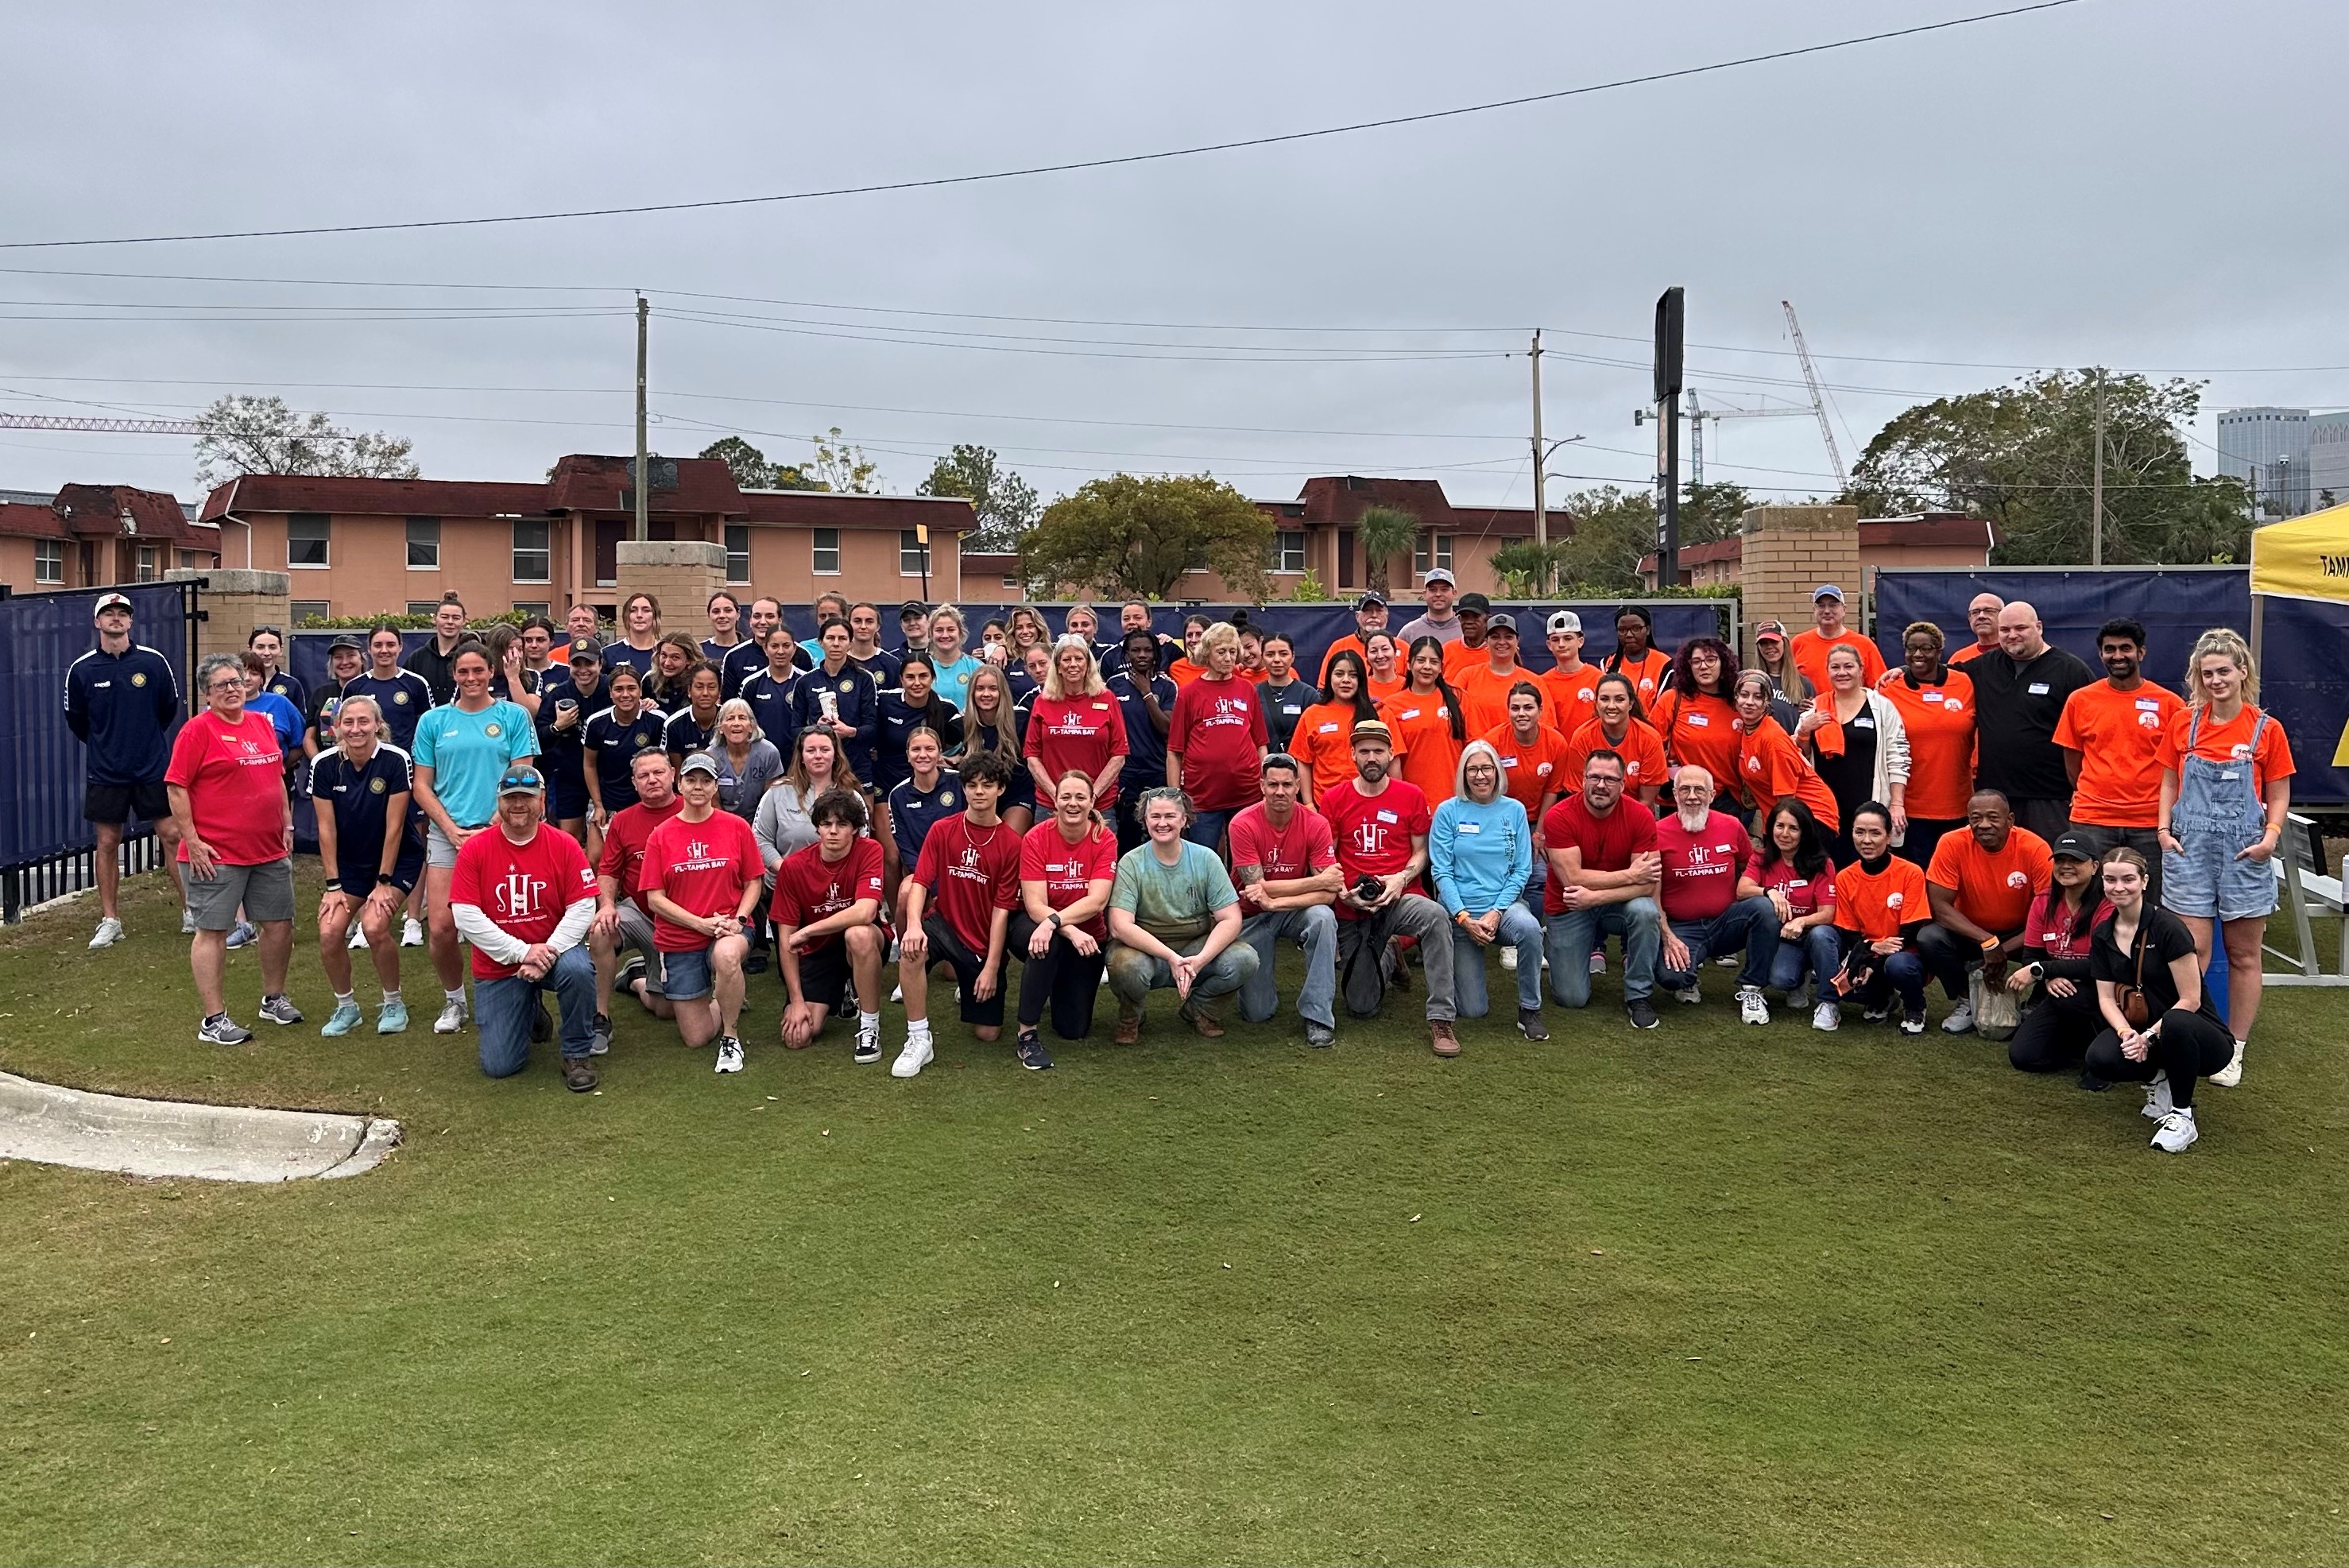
[1685,713,1709,727]
[1376,810,1398,824]
[1924,691,1943,704]
[1853,717,1875,729]
[2028,682,2050,695]
[1457,822,1482,834]
[2135,698,2161,710]
[1282,704,1302,715]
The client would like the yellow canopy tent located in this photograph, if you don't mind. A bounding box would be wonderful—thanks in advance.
[2248,501,2349,767]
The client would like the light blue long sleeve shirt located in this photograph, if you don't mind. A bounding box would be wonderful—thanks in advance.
[1430,794,1533,917]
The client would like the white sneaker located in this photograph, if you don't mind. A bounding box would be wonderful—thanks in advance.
[433,997,466,1035]
[2141,1070,2173,1121]
[1589,950,1607,974]
[714,1036,745,1074]
[1500,945,1519,971]
[2210,1041,2245,1088]
[1736,985,1770,1026]
[2150,1105,2199,1153]
[402,917,424,948]
[1812,1001,1840,1032]
[891,1033,934,1078]
[88,916,125,950]
[180,907,197,935]
[1941,1000,1976,1035]
[888,983,904,1004]
[348,924,368,950]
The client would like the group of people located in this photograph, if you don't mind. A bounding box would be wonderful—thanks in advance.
[67,571,2296,1154]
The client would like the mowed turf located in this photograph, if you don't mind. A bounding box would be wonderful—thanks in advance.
[4,869,2347,1566]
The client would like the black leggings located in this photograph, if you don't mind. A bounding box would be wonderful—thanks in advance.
[1917,921,2022,1003]
[1008,910,1106,1039]
[1898,816,1962,873]
[2083,1007,2236,1109]
[2007,985,2103,1072]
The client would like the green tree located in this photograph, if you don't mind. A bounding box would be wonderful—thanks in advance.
[697,435,825,490]
[1488,486,1660,597]
[1353,505,1422,596]
[807,427,881,494]
[1680,481,1753,545]
[1020,473,1273,602]
[1840,371,2253,565]
[918,444,1041,553]
[193,394,418,489]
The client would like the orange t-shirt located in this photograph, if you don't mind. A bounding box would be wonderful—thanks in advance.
[1454,662,1542,739]
[2054,679,2186,828]
[1651,687,1742,790]
[1926,825,2053,933]
[1166,657,1208,688]
[1834,854,1929,942]
[1480,720,1573,820]
[1790,626,1887,693]
[1875,667,1979,821]
[1946,640,1999,666]
[1365,671,1407,705]
[1442,639,1495,681]
[1291,700,1368,799]
[1564,717,1669,796]
[1380,688,1465,806]
[1317,634,1370,684]
[1540,663,1604,730]
[2156,703,2295,799]
[1602,648,1672,709]
[1734,717,1839,830]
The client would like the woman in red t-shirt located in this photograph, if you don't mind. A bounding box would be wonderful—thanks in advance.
[2003,839,2113,1075]
[1735,796,1840,1025]
[1024,637,1130,808]
[1012,771,1120,1059]
[1167,622,1270,851]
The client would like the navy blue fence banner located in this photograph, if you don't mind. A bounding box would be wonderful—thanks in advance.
[0,582,195,869]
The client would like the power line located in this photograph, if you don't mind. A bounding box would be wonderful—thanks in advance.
[0,2,2087,250]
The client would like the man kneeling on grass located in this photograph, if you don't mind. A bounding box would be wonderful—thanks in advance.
[1105,786,1258,1043]
[447,765,601,1090]
[773,788,887,1059]
[894,749,1022,1078]
[639,752,765,1074]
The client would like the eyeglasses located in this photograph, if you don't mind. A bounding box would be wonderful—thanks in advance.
[205,679,243,692]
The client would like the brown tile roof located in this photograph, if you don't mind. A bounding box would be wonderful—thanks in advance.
[545,454,744,515]
[737,490,977,532]
[200,474,551,521]
[1254,478,1557,542]
[0,501,68,540]
[52,484,210,548]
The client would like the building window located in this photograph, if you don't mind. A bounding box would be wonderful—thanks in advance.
[34,539,62,583]
[136,544,161,582]
[513,601,550,618]
[1266,530,1306,573]
[176,549,203,569]
[291,600,330,624]
[900,529,931,576]
[1337,528,1356,590]
[812,528,841,575]
[405,516,440,568]
[287,512,330,567]
[406,602,440,617]
[512,519,551,583]
[725,525,752,583]
[1414,533,1454,573]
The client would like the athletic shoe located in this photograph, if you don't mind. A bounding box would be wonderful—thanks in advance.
[1305,1021,1336,1048]
[348,924,367,950]
[1430,1020,1461,1057]
[377,1001,408,1034]
[1812,1001,1840,1032]
[89,916,125,950]
[1736,985,1770,1026]
[224,920,257,949]
[401,916,424,948]
[1179,1001,1227,1039]
[1786,982,1813,1011]
[1715,952,1739,968]
[180,908,197,935]
[433,998,466,1035]
[1625,996,1660,1030]
[616,954,648,997]
[742,948,767,976]
[1016,1030,1054,1071]
[2142,1071,2173,1121]
[196,1012,252,1045]
[320,1001,363,1037]
[258,994,304,1026]
[1517,1008,1550,1041]
[892,1033,935,1078]
[1589,951,1607,974]
[563,1059,598,1093]
[1941,1000,1976,1035]
[588,1013,612,1056]
[888,984,904,1005]
[2150,1105,2199,1153]
[2211,1041,2246,1088]
[1673,984,1702,1005]
[1499,946,1519,972]
[1862,1003,1892,1024]
[1900,1009,1927,1035]
[714,1036,745,1074]
[853,1019,882,1064]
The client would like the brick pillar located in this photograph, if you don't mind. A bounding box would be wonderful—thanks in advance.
[1736,505,1859,666]
[167,567,292,664]
[613,540,725,633]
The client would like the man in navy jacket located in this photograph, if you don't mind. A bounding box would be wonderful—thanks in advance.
[64,591,185,947]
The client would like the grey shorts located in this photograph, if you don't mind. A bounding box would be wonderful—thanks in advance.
[185,857,295,931]
[424,821,489,870]
[615,900,658,963]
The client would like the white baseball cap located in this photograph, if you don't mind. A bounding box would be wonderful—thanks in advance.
[1546,610,1581,636]
[1422,567,1457,587]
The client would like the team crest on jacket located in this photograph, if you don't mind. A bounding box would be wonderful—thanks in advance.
[838,679,853,692]
[369,776,387,794]
[939,791,955,807]
[131,672,147,687]
[485,722,501,738]
[393,691,409,704]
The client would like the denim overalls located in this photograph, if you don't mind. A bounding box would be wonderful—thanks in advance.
[2162,707,2276,921]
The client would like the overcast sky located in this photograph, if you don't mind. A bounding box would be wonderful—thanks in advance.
[4,0,2344,513]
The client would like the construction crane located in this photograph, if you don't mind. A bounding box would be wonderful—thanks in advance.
[1635,389,1809,485]
[1780,300,1847,491]
[0,412,201,435]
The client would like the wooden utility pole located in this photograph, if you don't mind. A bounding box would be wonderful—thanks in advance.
[634,294,650,544]
[2091,366,2105,567]
[1530,330,1547,548]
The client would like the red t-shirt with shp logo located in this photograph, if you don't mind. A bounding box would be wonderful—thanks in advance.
[1024,694,1130,806]
[1318,778,1432,922]
[164,709,287,865]
[769,838,885,951]
[1654,809,1751,923]
[1167,675,1270,810]
[640,810,764,950]
[447,824,598,980]
[1228,801,1338,887]
[912,811,1023,950]
[595,796,682,908]
[1019,819,1120,937]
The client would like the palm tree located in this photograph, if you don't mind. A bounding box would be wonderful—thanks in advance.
[1354,505,1422,597]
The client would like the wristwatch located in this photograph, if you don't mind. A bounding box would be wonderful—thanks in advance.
[377,873,396,887]
[1047,912,1062,929]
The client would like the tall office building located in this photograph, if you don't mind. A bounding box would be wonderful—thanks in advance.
[2308,411,2349,512]
[2215,406,2313,517]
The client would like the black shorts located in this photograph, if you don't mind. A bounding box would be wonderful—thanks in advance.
[922,912,1007,1028]
[332,846,426,898]
[791,938,852,1009]
[85,779,171,827]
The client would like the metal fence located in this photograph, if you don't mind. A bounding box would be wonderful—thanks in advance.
[0,580,199,921]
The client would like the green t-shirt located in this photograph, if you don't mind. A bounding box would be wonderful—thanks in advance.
[1109,839,1236,944]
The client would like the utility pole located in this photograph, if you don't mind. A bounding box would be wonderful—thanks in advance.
[633,294,650,544]
[1530,330,1547,548]
[2090,366,2105,567]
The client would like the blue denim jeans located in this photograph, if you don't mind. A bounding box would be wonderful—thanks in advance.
[1544,896,1662,1006]
[1105,937,1259,1016]
[1657,894,1781,992]
[1768,923,1844,993]
[1182,808,1235,853]
[477,943,596,1077]
[1238,904,1337,1029]
[1451,901,1545,1017]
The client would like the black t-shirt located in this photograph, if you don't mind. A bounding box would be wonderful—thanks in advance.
[2090,907,2220,1024]
[1971,645,2096,800]
[401,638,465,706]
[1813,704,1880,823]
[1258,676,1317,754]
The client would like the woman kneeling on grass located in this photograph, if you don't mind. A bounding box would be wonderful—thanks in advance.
[1009,770,1120,1069]
[1827,802,1929,1033]
[1736,796,1840,1030]
[2082,847,2238,1155]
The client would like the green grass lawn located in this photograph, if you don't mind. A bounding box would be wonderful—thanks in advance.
[5,868,2347,1566]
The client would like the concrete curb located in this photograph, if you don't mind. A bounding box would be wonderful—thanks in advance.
[0,1070,401,1183]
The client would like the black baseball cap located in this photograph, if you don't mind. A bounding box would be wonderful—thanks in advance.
[900,599,929,617]
[1457,592,1492,614]
[2049,832,2097,862]
[328,633,365,652]
[567,637,601,663]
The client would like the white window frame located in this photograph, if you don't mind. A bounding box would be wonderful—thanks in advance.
[511,519,551,583]
[512,601,551,618]
[899,530,931,577]
[1267,530,1306,573]
[812,527,842,575]
[287,512,330,569]
[1413,533,1456,574]
[725,525,752,584]
[33,538,63,583]
[405,515,440,570]
[290,599,330,624]
[406,602,440,617]
[136,544,161,583]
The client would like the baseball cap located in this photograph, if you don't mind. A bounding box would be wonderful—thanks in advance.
[1349,718,1393,743]
[1356,591,1387,610]
[1813,583,1846,602]
[900,599,929,617]
[1753,618,1788,641]
[1546,610,1582,636]
[496,765,546,797]
[1486,613,1519,636]
[93,592,133,616]
[1422,567,1457,587]
[567,637,601,663]
[328,633,365,652]
[2049,831,2097,862]
[1457,592,1492,614]
[677,752,720,780]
